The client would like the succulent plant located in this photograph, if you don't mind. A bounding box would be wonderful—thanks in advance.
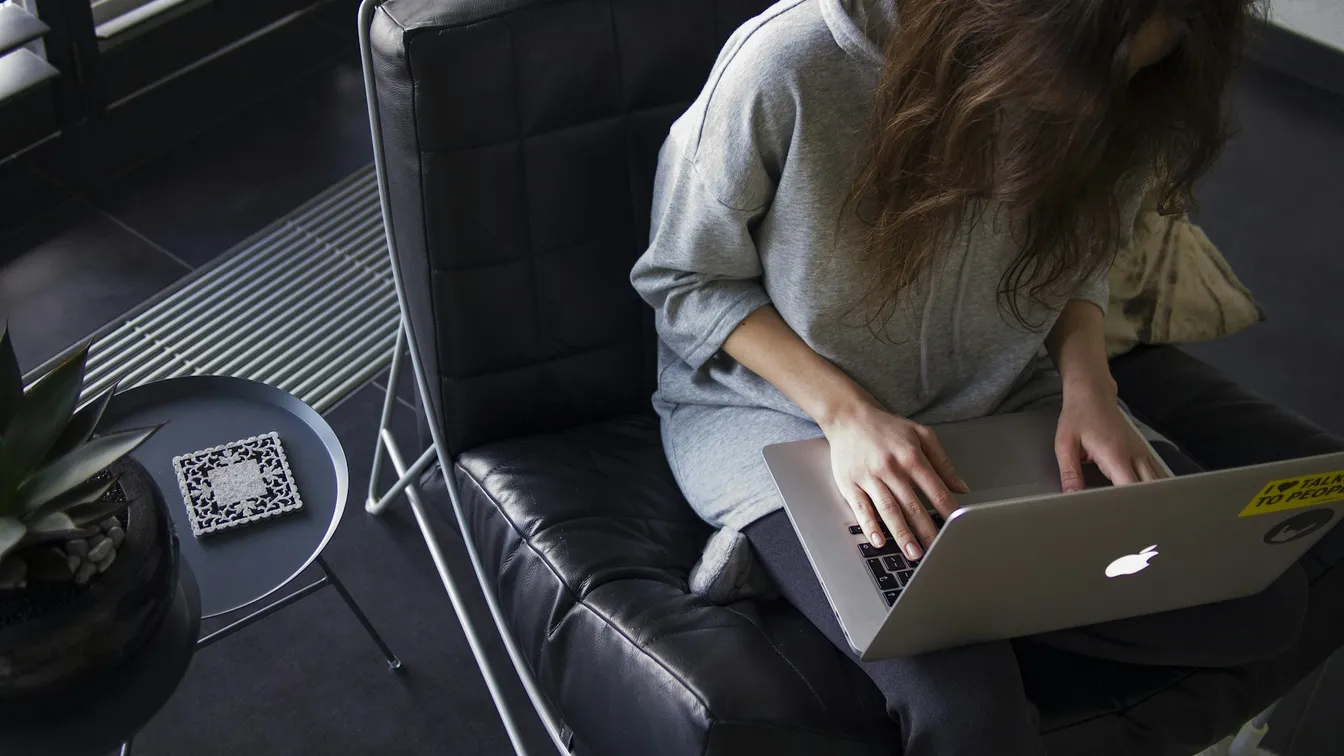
[0,323,160,590]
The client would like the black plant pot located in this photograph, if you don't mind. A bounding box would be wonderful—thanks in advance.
[0,457,179,718]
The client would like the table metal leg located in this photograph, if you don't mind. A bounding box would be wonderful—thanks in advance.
[197,578,328,650]
[317,556,402,671]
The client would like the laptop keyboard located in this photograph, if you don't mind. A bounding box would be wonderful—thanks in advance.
[847,521,936,607]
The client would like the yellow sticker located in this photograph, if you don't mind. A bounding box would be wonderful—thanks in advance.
[1240,470,1344,517]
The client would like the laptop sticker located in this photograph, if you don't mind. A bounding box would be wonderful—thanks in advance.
[1239,471,1344,518]
[1263,510,1335,545]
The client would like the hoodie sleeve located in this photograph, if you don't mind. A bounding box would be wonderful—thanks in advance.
[1072,269,1110,315]
[629,45,793,370]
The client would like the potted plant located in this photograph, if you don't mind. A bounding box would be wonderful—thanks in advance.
[0,324,176,716]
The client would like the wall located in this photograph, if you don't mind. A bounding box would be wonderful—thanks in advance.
[1272,0,1344,53]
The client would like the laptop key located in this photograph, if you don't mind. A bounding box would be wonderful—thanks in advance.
[875,572,899,591]
[896,570,914,587]
[859,542,899,558]
[882,556,902,572]
[866,558,886,580]
[883,590,900,607]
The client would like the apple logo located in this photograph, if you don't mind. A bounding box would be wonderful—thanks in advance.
[1105,545,1159,578]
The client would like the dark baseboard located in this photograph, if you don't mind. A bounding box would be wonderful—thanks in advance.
[1250,21,1344,99]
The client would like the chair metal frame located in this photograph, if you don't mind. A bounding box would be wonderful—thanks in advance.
[358,2,572,754]
[357,2,1280,755]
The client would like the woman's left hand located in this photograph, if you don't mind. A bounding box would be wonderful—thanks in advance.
[1055,386,1162,492]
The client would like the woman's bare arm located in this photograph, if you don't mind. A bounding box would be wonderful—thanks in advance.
[1045,300,1161,488]
[722,306,872,428]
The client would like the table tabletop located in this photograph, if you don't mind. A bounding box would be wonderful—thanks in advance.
[100,376,348,618]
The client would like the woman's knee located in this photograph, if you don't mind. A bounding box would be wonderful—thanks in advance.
[869,642,1043,756]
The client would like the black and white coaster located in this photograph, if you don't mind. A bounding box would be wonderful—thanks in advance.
[172,432,304,537]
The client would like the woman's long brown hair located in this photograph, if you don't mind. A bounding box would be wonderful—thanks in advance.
[847,0,1262,330]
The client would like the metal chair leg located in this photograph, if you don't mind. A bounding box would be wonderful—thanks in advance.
[369,445,436,515]
[378,429,545,752]
[1227,700,1278,756]
[317,556,403,672]
[118,739,132,756]
[366,326,407,515]
[366,325,437,517]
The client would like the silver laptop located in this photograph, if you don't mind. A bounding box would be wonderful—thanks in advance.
[761,411,1344,660]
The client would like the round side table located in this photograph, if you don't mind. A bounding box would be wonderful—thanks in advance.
[98,376,402,753]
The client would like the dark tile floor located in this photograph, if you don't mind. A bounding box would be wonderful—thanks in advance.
[89,53,372,268]
[2,29,1343,756]
[0,201,187,369]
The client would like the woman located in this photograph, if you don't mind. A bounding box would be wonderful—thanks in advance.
[631,0,1305,753]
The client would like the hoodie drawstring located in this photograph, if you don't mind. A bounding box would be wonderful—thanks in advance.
[918,232,974,401]
[918,273,937,399]
[950,232,974,358]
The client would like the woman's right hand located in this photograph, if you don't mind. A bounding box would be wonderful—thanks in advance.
[822,403,969,562]
[717,307,968,560]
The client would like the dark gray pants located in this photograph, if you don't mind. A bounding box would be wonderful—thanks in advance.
[743,444,1323,756]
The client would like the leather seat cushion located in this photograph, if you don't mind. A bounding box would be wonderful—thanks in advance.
[451,409,1222,754]
[453,414,895,756]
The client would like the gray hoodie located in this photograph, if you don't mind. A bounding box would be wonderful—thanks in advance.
[630,0,1136,530]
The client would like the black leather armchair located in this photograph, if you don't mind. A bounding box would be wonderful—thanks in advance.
[361,0,1344,753]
